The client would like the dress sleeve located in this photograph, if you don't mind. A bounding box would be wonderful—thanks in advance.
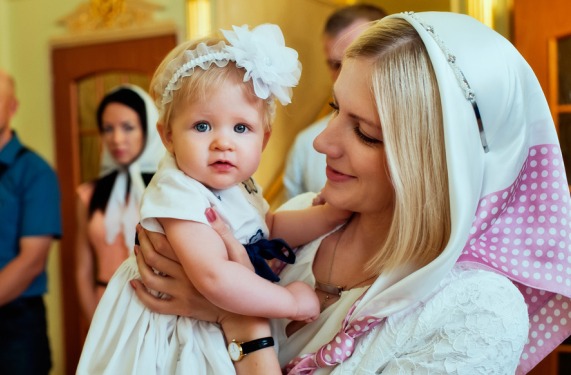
[140,169,212,233]
[340,269,529,375]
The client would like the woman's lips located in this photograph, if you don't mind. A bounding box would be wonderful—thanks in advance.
[325,166,352,182]
[111,150,126,159]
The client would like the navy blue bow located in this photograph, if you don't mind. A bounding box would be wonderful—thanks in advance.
[244,238,295,282]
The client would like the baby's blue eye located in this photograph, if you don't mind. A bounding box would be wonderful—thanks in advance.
[234,124,248,133]
[195,122,211,132]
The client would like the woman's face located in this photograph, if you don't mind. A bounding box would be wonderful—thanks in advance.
[101,102,145,166]
[314,57,395,216]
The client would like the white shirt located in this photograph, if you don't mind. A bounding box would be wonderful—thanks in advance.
[283,115,330,199]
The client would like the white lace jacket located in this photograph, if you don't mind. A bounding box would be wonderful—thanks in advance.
[333,266,529,374]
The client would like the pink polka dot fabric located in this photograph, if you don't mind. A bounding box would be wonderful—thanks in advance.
[284,299,384,374]
[458,144,571,374]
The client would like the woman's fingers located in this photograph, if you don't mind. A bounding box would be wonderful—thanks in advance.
[205,207,245,251]
[205,207,254,269]
[205,207,233,238]
[136,225,182,275]
[138,224,178,261]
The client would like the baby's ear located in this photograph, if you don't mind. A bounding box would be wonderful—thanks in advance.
[262,129,272,150]
[156,122,174,153]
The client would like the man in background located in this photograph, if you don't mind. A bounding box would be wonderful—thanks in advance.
[284,4,387,199]
[0,69,62,374]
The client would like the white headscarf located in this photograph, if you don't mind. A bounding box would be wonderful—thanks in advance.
[286,12,571,374]
[99,84,164,250]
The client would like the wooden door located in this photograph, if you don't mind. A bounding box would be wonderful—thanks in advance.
[51,28,177,374]
[513,1,571,373]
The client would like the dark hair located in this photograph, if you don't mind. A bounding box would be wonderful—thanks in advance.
[324,4,387,37]
[96,87,148,138]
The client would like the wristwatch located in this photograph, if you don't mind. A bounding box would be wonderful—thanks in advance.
[227,337,274,362]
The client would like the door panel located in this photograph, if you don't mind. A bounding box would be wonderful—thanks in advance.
[51,31,177,374]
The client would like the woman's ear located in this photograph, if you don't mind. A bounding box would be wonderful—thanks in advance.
[262,130,272,150]
[156,122,174,153]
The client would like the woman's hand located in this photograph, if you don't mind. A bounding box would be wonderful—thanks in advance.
[131,224,224,321]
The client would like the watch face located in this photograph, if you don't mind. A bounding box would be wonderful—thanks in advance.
[228,342,242,361]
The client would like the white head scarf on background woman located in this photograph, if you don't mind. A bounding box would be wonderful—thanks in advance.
[286,12,571,375]
[99,84,164,250]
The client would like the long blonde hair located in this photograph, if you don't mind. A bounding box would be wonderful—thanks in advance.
[347,18,451,273]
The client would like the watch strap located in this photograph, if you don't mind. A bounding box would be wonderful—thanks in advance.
[240,336,274,355]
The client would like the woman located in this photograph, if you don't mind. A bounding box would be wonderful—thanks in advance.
[75,84,164,322]
[132,12,571,374]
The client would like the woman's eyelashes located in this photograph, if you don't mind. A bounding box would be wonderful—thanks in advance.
[329,101,339,114]
[329,101,382,146]
[353,126,382,146]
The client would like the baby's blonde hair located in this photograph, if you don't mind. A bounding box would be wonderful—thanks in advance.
[149,37,275,132]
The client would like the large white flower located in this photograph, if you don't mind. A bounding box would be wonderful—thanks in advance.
[222,24,302,105]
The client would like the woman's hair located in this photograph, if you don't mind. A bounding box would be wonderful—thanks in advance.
[149,37,274,132]
[346,18,451,273]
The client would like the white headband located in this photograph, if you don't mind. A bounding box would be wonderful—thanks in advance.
[155,23,302,115]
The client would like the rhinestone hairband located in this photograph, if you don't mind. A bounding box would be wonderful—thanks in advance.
[404,12,489,153]
[161,42,231,106]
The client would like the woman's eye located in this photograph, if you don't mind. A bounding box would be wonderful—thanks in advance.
[353,126,382,146]
[194,122,211,132]
[328,101,339,114]
[234,124,248,133]
[122,123,136,132]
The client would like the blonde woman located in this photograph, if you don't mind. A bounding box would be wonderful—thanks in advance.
[135,12,570,374]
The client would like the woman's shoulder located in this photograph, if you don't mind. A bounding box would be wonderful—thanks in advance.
[414,266,528,331]
[76,181,95,204]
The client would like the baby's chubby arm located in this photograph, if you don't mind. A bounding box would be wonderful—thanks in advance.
[158,216,319,322]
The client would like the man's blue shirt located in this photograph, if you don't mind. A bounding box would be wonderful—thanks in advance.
[0,132,62,297]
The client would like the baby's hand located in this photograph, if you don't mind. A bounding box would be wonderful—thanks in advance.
[285,281,320,322]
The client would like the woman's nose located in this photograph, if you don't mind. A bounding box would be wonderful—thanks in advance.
[314,116,341,158]
[110,129,124,144]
